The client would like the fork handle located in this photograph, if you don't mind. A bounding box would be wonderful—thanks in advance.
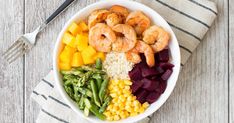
[45,0,75,25]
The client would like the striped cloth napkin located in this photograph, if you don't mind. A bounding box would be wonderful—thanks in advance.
[31,0,217,123]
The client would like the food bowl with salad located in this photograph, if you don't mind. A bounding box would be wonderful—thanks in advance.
[53,0,180,123]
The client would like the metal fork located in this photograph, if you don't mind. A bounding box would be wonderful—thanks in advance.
[2,0,76,64]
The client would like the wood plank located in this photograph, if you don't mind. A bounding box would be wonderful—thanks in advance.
[229,0,234,122]
[149,0,229,123]
[0,0,24,122]
[24,0,97,122]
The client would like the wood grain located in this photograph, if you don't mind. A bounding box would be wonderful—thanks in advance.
[150,0,229,123]
[229,0,233,123]
[24,0,97,122]
[0,0,231,123]
[0,0,24,123]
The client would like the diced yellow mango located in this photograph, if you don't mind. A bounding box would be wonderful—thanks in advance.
[76,34,88,51]
[79,21,89,31]
[71,52,84,67]
[94,52,105,61]
[68,22,82,35]
[82,55,95,64]
[84,46,96,56]
[82,32,89,37]
[81,46,97,64]
[59,46,76,63]
[62,32,76,48]
[64,45,76,54]
[59,62,71,70]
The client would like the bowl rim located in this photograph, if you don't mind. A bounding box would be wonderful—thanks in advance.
[53,0,181,123]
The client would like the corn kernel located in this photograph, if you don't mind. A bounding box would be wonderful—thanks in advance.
[124,80,132,85]
[139,107,145,113]
[106,116,113,121]
[119,102,124,109]
[110,93,117,98]
[130,112,138,116]
[106,79,150,120]
[107,104,113,110]
[125,105,132,112]
[104,111,111,117]
[113,106,119,111]
[124,86,130,90]
[127,96,132,101]
[119,95,125,101]
[142,102,149,108]
[126,101,132,106]
[133,100,140,107]
[114,115,120,121]
[119,82,125,88]
[132,96,136,100]
[116,110,121,115]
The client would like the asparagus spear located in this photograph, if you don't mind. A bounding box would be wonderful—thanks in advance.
[90,79,101,107]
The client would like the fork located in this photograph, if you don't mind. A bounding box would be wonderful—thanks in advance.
[2,0,76,64]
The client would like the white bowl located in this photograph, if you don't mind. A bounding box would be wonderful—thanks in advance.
[53,0,181,123]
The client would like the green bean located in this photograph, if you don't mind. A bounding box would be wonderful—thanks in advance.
[89,103,106,120]
[63,74,76,81]
[64,85,74,100]
[95,58,102,70]
[87,84,92,90]
[92,73,103,90]
[90,79,101,107]
[77,71,92,87]
[79,95,85,110]
[96,79,102,90]
[74,90,81,102]
[77,87,93,97]
[99,76,109,103]
[61,69,84,77]
[99,96,112,113]
[84,98,91,108]
[81,65,106,74]
[84,107,90,116]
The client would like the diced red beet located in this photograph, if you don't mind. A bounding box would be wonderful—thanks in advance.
[155,66,164,74]
[142,78,159,91]
[129,48,173,104]
[136,61,148,70]
[131,80,144,93]
[159,63,174,70]
[155,81,167,93]
[141,67,158,77]
[135,89,148,103]
[161,69,173,81]
[158,49,169,62]
[128,67,143,81]
[146,91,161,104]
[141,66,164,77]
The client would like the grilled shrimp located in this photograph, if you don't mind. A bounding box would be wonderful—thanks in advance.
[106,13,123,27]
[126,41,155,67]
[89,23,116,52]
[110,5,129,20]
[126,11,150,35]
[112,24,137,52]
[143,25,170,52]
[88,9,110,29]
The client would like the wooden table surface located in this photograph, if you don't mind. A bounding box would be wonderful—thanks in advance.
[0,0,233,123]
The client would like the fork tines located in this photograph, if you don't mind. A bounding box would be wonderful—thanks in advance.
[2,38,29,63]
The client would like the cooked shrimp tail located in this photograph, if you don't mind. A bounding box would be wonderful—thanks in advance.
[143,25,170,52]
[126,11,150,35]
[89,23,116,52]
[126,41,155,67]
[112,24,137,52]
